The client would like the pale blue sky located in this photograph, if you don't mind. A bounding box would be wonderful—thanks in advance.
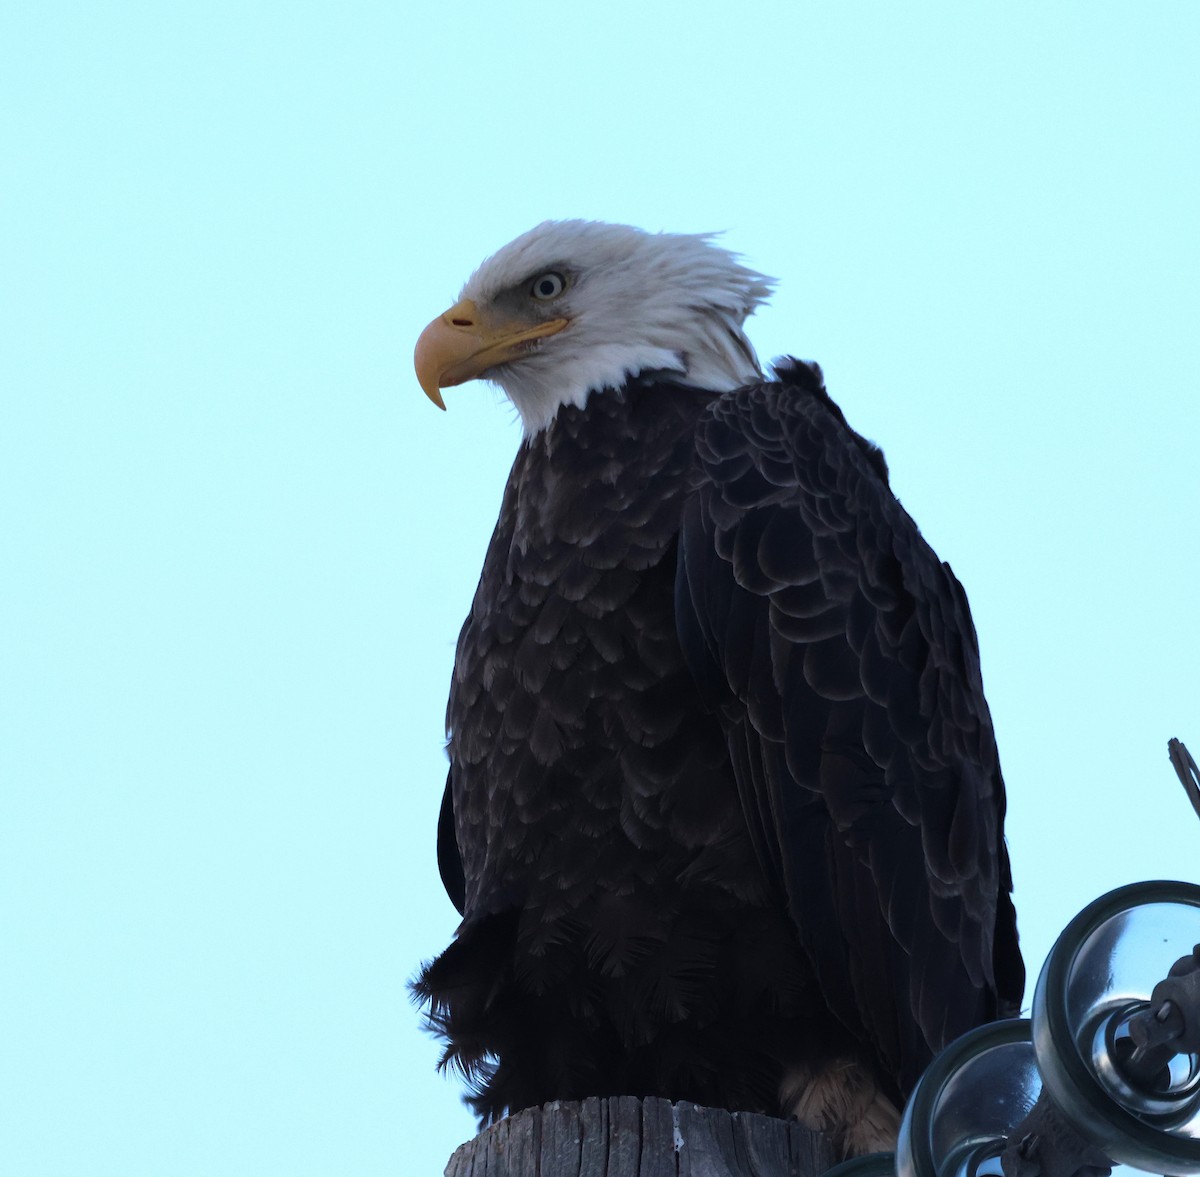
[2,4,1198,1175]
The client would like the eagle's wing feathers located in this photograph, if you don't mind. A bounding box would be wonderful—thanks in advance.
[437,770,467,917]
[675,361,1021,1092]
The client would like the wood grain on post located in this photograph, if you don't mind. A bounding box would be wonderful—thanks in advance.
[444,1097,839,1177]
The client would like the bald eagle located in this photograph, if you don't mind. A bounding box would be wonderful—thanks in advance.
[412,221,1023,1157]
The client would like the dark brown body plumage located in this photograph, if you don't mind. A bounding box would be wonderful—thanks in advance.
[415,360,1022,1129]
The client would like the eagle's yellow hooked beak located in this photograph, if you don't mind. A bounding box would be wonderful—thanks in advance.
[414,299,569,410]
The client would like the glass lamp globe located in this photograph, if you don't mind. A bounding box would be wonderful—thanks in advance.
[897,1019,1040,1177]
[1032,880,1200,1175]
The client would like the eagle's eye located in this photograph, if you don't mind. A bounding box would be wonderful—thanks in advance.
[530,272,566,301]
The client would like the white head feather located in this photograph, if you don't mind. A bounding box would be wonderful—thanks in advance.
[459,220,775,435]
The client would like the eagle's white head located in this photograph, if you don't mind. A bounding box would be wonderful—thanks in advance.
[414,220,775,435]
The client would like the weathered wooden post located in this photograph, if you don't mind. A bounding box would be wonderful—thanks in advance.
[444,1096,839,1177]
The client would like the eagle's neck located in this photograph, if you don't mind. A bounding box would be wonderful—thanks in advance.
[492,307,764,436]
[495,380,716,574]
